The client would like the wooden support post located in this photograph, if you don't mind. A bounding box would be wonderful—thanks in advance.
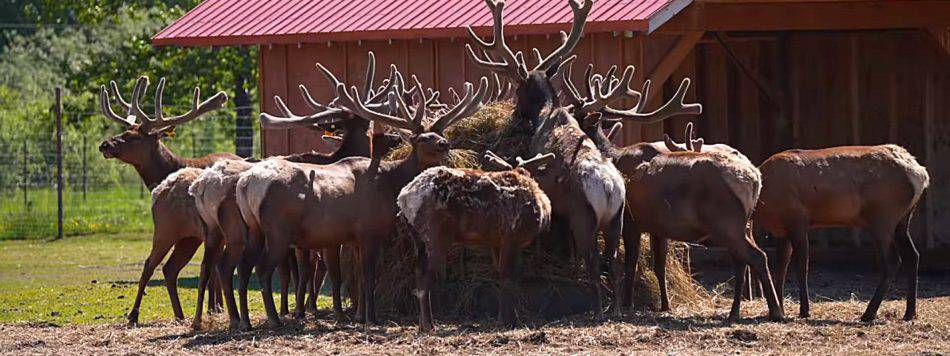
[54,87,63,240]
[648,31,704,90]
[924,71,935,249]
[848,36,862,247]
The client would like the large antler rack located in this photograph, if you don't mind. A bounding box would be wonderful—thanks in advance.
[260,52,398,130]
[560,59,703,123]
[334,75,490,136]
[99,76,229,134]
[466,0,592,81]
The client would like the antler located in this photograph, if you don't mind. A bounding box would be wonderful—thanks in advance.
[428,77,490,134]
[484,150,514,170]
[262,52,397,130]
[663,122,704,152]
[99,78,140,128]
[465,0,528,79]
[131,77,229,134]
[534,0,592,72]
[561,61,702,123]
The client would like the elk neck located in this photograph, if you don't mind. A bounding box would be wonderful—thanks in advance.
[585,121,624,160]
[134,141,188,190]
[334,119,372,160]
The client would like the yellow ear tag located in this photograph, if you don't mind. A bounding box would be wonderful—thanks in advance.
[324,130,333,137]
[165,130,176,139]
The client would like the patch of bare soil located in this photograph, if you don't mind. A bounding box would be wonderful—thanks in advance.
[2,296,949,355]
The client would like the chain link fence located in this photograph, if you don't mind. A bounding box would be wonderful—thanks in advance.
[0,104,259,240]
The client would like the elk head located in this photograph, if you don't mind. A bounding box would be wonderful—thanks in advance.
[466,0,590,122]
[334,76,490,168]
[98,76,228,164]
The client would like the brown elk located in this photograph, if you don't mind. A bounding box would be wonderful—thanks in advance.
[98,76,235,325]
[189,52,403,329]
[466,0,647,318]
[398,150,554,331]
[753,145,929,321]
[561,62,778,321]
[236,76,488,326]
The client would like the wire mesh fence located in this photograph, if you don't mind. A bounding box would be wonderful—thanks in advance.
[0,105,259,240]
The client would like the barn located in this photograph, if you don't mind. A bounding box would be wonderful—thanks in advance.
[152,0,950,258]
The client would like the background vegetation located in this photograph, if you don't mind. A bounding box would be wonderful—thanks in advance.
[0,1,261,239]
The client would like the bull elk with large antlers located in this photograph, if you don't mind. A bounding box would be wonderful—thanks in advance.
[398,150,554,331]
[753,145,929,322]
[466,0,639,318]
[236,74,488,326]
[98,76,235,325]
[188,52,404,330]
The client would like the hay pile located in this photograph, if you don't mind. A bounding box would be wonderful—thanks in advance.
[342,101,705,320]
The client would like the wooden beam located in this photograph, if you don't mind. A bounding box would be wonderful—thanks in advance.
[648,31,704,88]
[711,32,785,113]
[925,26,950,57]
[659,1,950,32]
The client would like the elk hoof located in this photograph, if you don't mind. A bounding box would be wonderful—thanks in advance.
[860,313,876,323]
[267,318,284,328]
[126,311,140,326]
[228,319,242,332]
[903,312,917,321]
[799,311,810,319]
[293,311,306,320]
[240,321,254,331]
[333,311,347,323]
[726,312,741,323]
[768,313,785,322]
[190,319,202,331]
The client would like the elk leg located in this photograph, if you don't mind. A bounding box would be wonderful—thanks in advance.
[894,213,919,321]
[163,237,202,321]
[497,243,519,327]
[604,209,624,318]
[570,212,602,320]
[323,246,346,322]
[192,231,222,330]
[862,223,900,322]
[308,250,327,315]
[789,228,810,318]
[278,250,293,316]
[361,241,381,324]
[217,244,243,330]
[258,243,289,327]
[294,248,313,319]
[237,256,254,330]
[414,241,438,332]
[210,271,224,313]
[651,235,671,312]
[728,262,748,322]
[772,236,792,310]
[621,214,642,309]
[127,237,175,325]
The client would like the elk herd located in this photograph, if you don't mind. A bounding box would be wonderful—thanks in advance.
[96,0,929,332]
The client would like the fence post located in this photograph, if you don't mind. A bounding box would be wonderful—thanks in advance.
[21,140,27,208]
[55,87,64,240]
[81,135,87,201]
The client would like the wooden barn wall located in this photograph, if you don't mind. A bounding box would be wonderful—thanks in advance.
[684,30,950,250]
[258,29,949,250]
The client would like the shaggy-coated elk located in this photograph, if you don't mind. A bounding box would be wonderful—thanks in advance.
[753,145,929,321]
[398,150,554,331]
[189,52,403,329]
[466,0,628,318]
[98,76,234,325]
[236,75,488,326]
[561,62,783,320]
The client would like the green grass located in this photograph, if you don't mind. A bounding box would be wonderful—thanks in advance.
[0,232,332,325]
[0,188,152,240]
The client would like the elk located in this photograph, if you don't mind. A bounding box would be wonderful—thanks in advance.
[98,75,234,325]
[236,76,488,326]
[753,145,929,322]
[559,62,777,321]
[398,150,554,331]
[188,52,403,329]
[465,0,632,318]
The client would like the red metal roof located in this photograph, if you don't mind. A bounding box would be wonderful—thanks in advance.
[153,0,692,46]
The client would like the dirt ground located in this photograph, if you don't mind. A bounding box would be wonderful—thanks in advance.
[2,271,948,355]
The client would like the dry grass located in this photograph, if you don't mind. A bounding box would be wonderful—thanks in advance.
[3,295,949,355]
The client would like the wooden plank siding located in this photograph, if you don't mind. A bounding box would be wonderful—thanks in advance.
[259,29,949,249]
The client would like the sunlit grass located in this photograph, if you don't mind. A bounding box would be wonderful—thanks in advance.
[0,232,332,325]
